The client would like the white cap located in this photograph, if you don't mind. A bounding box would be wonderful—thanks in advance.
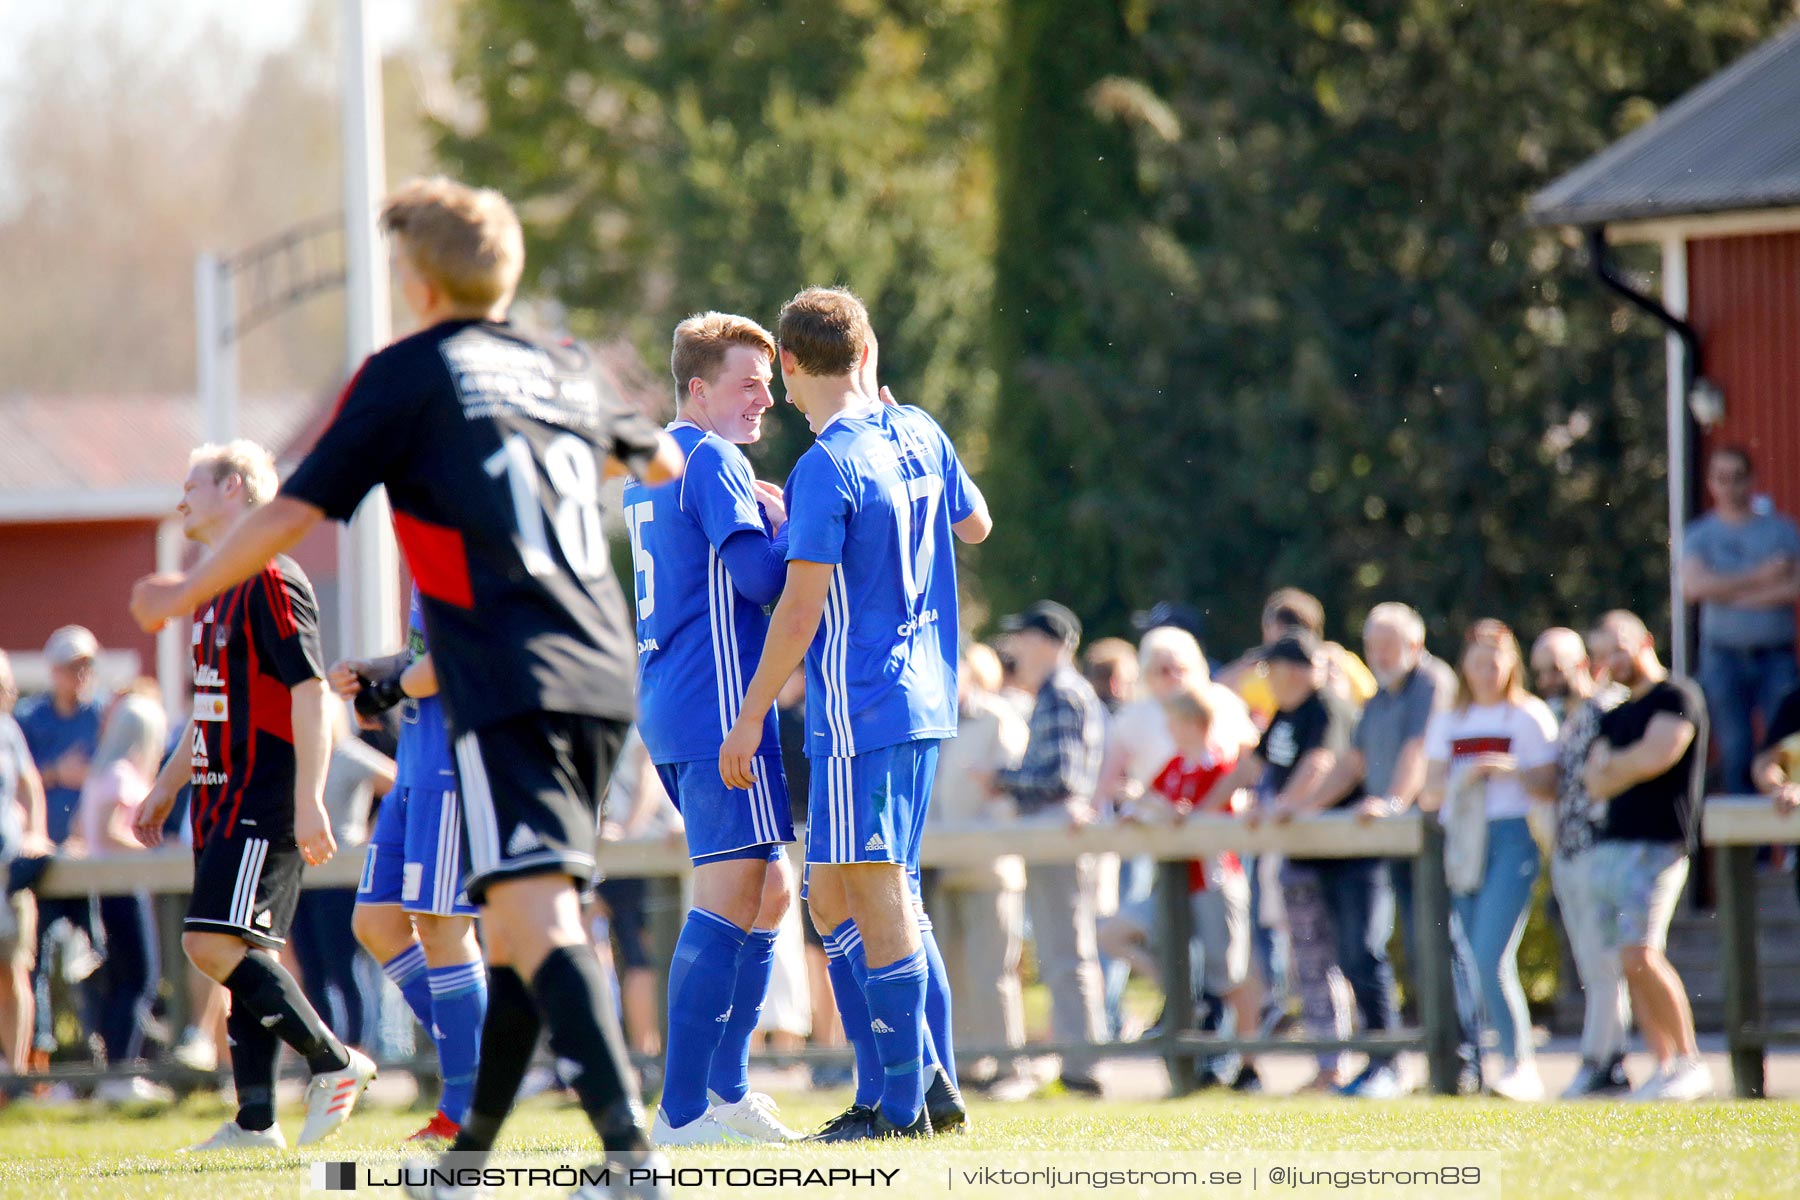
[44,625,99,667]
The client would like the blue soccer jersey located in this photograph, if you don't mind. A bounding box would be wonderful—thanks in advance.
[396,587,455,791]
[623,423,782,764]
[785,404,980,758]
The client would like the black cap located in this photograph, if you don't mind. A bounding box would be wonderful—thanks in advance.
[1000,600,1082,648]
[1131,601,1205,640]
[1261,631,1319,667]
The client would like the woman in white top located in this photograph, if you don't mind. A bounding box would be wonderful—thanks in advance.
[1422,620,1557,1102]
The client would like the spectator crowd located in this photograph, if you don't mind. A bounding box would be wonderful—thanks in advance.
[1,445,1797,1107]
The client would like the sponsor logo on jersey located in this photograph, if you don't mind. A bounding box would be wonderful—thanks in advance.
[896,608,940,638]
[191,727,209,767]
[195,665,225,688]
[870,1018,895,1034]
[865,833,887,852]
[636,638,660,655]
[507,825,543,856]
[193,771,229,787]
[194,693,229,723]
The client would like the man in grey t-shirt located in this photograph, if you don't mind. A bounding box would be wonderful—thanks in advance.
[1303,602,1453,1097]
[1682,446,1800,794]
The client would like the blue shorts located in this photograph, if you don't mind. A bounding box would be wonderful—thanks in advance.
[805,740,940,869]
[358,782,477,917]
[656,753,794,866]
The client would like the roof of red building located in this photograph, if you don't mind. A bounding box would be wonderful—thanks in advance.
[1532,21,1800,227]
[0,338,666,523]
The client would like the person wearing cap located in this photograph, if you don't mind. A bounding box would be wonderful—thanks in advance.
[1201,629,1358,1091]
[991,600,1110,1099]
[1218,589,1377,725]
[14,624,105,1075]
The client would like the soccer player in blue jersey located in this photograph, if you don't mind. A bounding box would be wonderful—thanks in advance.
[622,313,801,1146]
[721,287,991,1141]
[333,587,486,1146]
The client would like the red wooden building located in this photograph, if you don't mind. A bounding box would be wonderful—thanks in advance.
[1532,21,1800,672]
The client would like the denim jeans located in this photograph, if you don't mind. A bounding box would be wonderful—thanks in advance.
[1316,858,1400,1066]
[1698,642,1800,795]
[1449,817,1540,1065]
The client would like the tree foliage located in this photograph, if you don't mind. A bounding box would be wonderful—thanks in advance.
[443,0,1792,654]
[436,0,999,475]
[987,0,1792,652]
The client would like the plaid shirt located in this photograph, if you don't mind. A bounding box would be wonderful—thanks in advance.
[999,664,1106,814]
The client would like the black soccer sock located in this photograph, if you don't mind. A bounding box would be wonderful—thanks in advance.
[448,966,541,1158]
[530,945,647,1153]
[227,1000,280,1132]
[223,949,350,1076]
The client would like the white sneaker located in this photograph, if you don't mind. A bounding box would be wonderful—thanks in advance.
[181,1119,287,1153]
[650,1107,749,1146]
[706,1091,801,1141]
[1654,1056,1713,1102]
[298,1048,378,1145]
[173,1027,219,1072]
[95,1076,175,1106]
[1488,1062,1545,1102]
[1629,1064,1674,1102]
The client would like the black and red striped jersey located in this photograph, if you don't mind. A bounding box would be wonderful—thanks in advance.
[282,319,664,735]
[188,555,325,848]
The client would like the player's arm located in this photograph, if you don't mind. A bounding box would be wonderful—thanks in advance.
[719,560,835,788]
[133,720,192,848]
[129,497,322,633]
[291,677,336,866]
[953,491,992,544]
[604,431,684,486]
[400,651,438,698]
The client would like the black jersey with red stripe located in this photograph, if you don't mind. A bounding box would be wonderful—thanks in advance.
[282,319,664,735]
[188,555,325,848]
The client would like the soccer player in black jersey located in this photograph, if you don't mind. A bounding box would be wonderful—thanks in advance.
[131,178,682,1196]
[132,439,377,1151]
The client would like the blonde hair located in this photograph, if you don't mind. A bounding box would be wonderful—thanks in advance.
[1161,682,1217,729]
[671,312,776,402]
[95,683,166,778]
[380,176,524,309]
[1138,626,1208,680]
[776,286,873,377]
[190,439,280,506]
[962,644,1004,695]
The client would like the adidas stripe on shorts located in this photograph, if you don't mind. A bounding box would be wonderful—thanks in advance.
[186,832,304,950]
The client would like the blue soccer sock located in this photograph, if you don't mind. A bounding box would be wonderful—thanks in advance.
[823,920,884,1110]
[708,927,778,1105]
[662,909,747,1128]
[381,942,434,1030]
[427,961,488,1126]
[862,949,929,1127]
[919,921,958,1090]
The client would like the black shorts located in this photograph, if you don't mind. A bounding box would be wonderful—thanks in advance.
[595,876,650,971]
[185,834,303,950]
[452,712,627,906]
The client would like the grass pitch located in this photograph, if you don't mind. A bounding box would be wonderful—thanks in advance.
[0,1087,1796,1199]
